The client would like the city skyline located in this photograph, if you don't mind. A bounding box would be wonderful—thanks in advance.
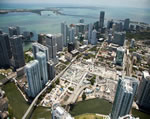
[0,0,150,118]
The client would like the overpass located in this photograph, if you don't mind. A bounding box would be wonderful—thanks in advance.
[0,72,17,86]
[22,56,77,119]
[65,72,89,105]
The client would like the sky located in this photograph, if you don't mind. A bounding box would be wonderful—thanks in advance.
[0,0,150,8]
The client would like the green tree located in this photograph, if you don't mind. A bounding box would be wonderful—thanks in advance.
[56,78,60,85]
[82,92,86,101]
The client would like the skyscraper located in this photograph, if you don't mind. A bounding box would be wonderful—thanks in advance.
[36,52,48,87]
[10,35,25,69]
[88,23,93,44]
[115,47,125,66]
[25,60,42,98]
[0,33,10,68]
[9,26,20,37]
[137,71,150,110]
[124,19,130,31]
[112,32,126,46]
[69,27,75,44]
[55,33,63,52]
[38,34,46,45]
[32,42,49,61]
[79,18,84,23]
[99,11,105,28]
[47,60,55,80]
[45,34,57,63]
[91,29,97,45]
[111,77,137,119]
[61,22,67,46]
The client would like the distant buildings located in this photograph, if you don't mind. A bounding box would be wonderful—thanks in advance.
[115,47,125,66]
[61,22,67,46]
[10,35,25,69]
[79,18,84,23]
[124,19,130,31]
[69,27,75,44]
[107,20,114,29]
[55,33,63,52]
[99,11,105,28]
[25,60,42,98]
[137,71,150,110]
[36,52,48,87]
[45,34,58,64]
[0,33,11,68]
[130,39,135,48]
[76,23,85,35]
[112,32,126,46]
[32,42,49,61]
[91,29,97,45]
[52,104,74,119]
[47,60,55,81]
[68,43,75,53]
[111,77,138,119]
[88,23,93,44]
[9,26,20,37]
[38,34,46,45]
[112,22,123,32]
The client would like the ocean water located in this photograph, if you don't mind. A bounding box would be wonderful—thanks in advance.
[0,3,150,50]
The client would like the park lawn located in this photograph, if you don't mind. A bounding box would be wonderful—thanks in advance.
[2,82,29,119]
[75,113,104,119]
[70,98,112,116]
[31,106,51,119]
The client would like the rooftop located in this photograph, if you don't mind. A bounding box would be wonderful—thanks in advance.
[25,60,38,69]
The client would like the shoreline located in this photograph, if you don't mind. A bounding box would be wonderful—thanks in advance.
[0,8,149,26]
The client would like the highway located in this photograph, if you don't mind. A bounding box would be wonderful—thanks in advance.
[22,56,77,119]
[66,72,88,105]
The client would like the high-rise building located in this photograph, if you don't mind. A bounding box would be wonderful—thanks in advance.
[91,29,97,45]
[32,42,49,61]
[61,22,67,46]
[55,33,63,52]
[47,60,55,80]
[124,76,139,95]
[76,23,85,35]
[115,47,125,66]
[52,104,74,119]
[99,11,105,28]
[79,18,84,23]
[108,34,112,43]
[111,77,137,119]
[88,23,93,44]
[137,71,150,110]
[68,43,75,53]
[130,39,135,48]
[36,52,48,87]
[46,34,57,63]
[38,34,46,45]
[10,35,25,69]
[9,26,20,37]
[124,19,130,31]
[0,32,12,59]
[107,20,114,29]
[0,33,10,68]
[112,32,126,46]
[25,60,42,98]
[69,27,75,44]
